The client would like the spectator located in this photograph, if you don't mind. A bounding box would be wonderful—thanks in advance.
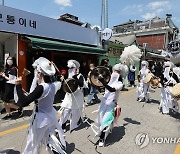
[128,64,136,87]
[154,61,163,78]
[100,58,112,73]
[0,56,22,119]
[122,62,129,87]
[86,63,101,105]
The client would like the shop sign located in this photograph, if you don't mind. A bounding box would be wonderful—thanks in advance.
[0,5,98,46]
[102,28,112,41]
[0,13,36,29]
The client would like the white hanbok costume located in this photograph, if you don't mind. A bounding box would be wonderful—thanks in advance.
[59,60,84,131]
[137,61,150,102]
[95,64,123,146]
[160,62,179,114]
[16,57,66,154]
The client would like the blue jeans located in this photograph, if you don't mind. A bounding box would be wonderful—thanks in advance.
[87,85,100,104]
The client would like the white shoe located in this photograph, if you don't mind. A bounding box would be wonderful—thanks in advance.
[98,139,104,147]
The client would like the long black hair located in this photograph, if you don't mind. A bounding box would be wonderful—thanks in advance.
[5,56,17,69]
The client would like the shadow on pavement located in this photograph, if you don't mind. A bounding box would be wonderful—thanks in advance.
[121,87,129,91]
[10,110,32,120]
[147,99,160,105]
[105,126,126,146]
[0,149,20,154]
[123,117,141,125]
[66,142,87,154]
[73,118,94,132]
[22,109,33,117]
[169,112,180,120]
[66,142,75,154]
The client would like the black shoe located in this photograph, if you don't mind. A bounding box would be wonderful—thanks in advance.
[95,99,101,103]
[77,117,83,126]
[86,103,91,106]
[145,99,150,103]
[17,108,23,117]
[137,98,139,101]
[2,113,12,120]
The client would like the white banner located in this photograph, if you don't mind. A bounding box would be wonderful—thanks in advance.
[0,5,98,46]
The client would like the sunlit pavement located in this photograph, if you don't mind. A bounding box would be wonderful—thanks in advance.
[0,87,180,154]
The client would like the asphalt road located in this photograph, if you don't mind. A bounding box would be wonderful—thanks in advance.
[0,87,180,154]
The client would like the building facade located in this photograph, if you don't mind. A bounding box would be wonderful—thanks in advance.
[0,5,105,90]
[112,14,179,53]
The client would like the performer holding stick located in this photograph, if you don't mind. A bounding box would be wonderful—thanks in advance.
[15,57,66,154]
[58,60,85,132]
[94,64,124,147]
[160,61,179,115]
[137,61,151,102]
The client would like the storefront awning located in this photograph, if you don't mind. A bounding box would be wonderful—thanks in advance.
[26,36,106,55]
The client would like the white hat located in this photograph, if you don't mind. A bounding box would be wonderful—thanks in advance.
[32,58,39,69]
[113,64,121,72]
[113,63,127,78]
[67,60,80,68]
[164,61,174,69]
[141,60,149,67]
[36,57,55,76]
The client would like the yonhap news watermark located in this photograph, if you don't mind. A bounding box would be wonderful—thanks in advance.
[135,133,180,148]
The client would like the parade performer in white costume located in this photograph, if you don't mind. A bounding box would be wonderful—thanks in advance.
[15,57,66,154]
[137,61,151,102]
[160,61,179,114]
[59,60,85,132]
[94,63,124,147]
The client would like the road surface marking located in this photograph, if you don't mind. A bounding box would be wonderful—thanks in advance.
[0,124,29,137]
[174,143,180,154]
[122,88,136,95]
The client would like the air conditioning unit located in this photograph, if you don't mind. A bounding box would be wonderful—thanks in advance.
[143,43,148,48]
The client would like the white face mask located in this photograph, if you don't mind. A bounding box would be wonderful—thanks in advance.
[110,72,120,81]
[7,60,13,66]
[90,67,94,70]
[108,72,120,85]
[68,68,76,78]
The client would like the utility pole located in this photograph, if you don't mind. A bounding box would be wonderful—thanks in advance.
[100,0,104,29]
[2,0,4,5]
[101,0,108,29]
[104,0,108,28]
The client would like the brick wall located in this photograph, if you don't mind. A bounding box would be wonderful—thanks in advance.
[136,34,165,50]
